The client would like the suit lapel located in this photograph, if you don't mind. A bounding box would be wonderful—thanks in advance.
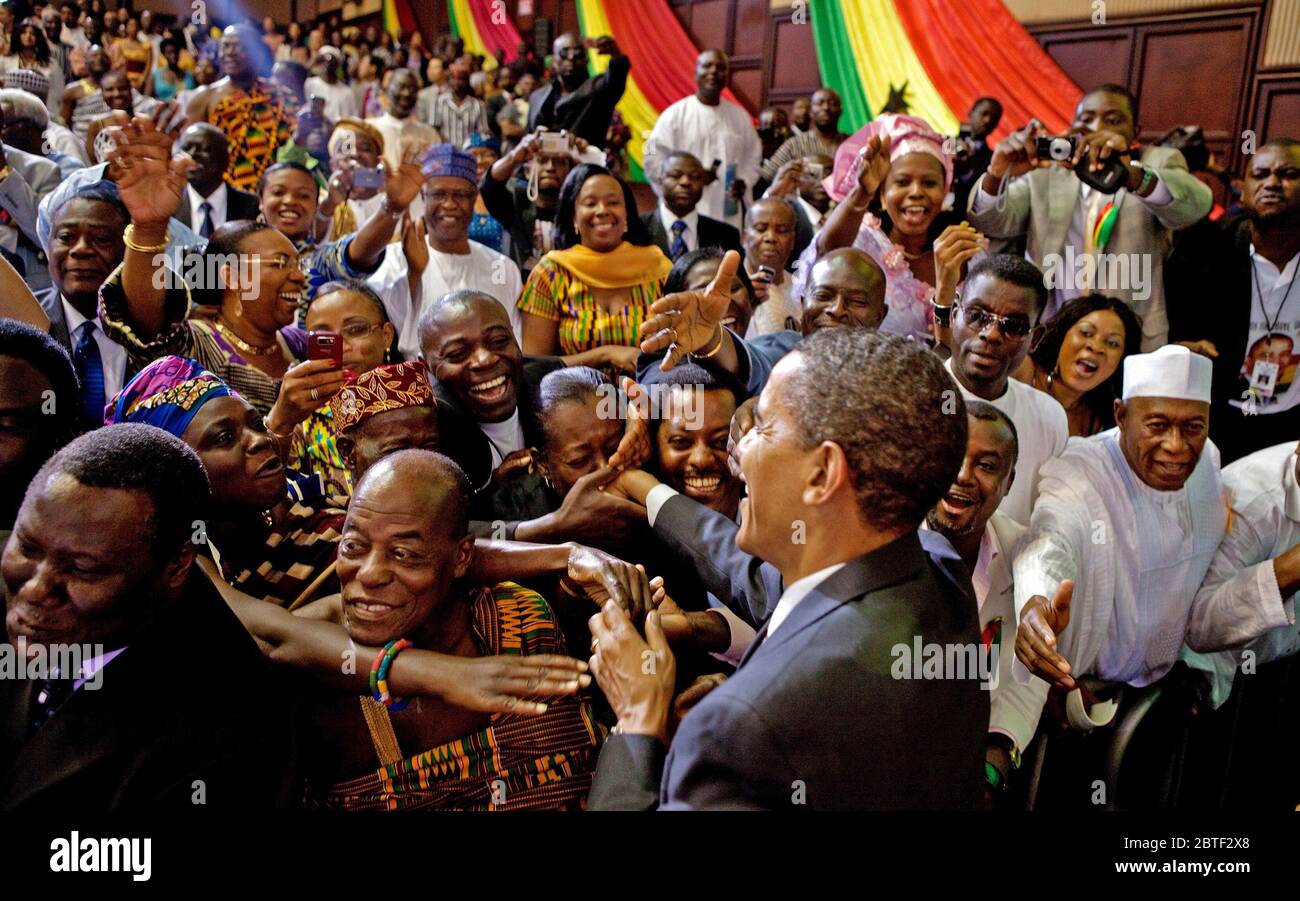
[37,289,71,349]
[176,191,191,228]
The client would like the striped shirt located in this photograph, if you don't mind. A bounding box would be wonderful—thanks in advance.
[760,129,849,182]
[425,92,489,149]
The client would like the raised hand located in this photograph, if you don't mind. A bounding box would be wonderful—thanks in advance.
[561,543,653,623]
[640,248,741,371]
[608,377,651,471]
[933,222,987,306]
[265,358,351,434]
[105,110,195,227]
[383,146,427,210]
[401,209,429,277]
[988,120,1047,182]
[1015,580,1075,690]
[764,157,804,198]
[855,133,892,198]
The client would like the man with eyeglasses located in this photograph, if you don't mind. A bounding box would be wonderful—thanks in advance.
[367,145,523,358]
[942,254,1068,525]
[526,33,628,150]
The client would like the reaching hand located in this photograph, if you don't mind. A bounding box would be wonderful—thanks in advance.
[1070,129,1132,174]
[933,222,987,306]
[561,543,653,623]
[383,146,427,210]
[855,134,892,198]
[640,249,741,371]
[673,672,728,724]
[401,209,429,277]
[428,653,590,715]
[1015,580,1075,690]
[765,158,804,198]
[608,377,651,471]
[104,109,195,227]
[266,359,351,434]
[549,465,649,548]
[988,120,1047,181]
[592,36,620,57]
[588,600,675,741]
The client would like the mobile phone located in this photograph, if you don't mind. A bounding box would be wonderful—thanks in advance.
[307,331,343,368]
[352,166,384,189]
[756,265,776,280]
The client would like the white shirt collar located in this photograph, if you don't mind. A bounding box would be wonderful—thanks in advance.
[60,295,93,334]
[767,561,847,638]
[659,202,699,238]
[1248,242,1300,282]
[187,181,227,223]
[972,522,1002,609]
[1285,451,1300,524]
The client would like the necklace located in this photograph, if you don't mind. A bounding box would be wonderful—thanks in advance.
[901,248,926,261]
[214,317,280,356]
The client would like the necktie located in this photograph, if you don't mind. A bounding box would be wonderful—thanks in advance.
[73,320,105,427]
[670,219,688,259]
[29,677,76,738]
[198,200,214,239]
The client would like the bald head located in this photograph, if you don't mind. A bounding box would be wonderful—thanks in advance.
[802,248,887,334]
[353,449,471,539]
[696,49,729,104]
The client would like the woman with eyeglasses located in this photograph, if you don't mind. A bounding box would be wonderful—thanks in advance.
[270,279,399,496]
[1012,294,1143,437]
[99,118,422,416]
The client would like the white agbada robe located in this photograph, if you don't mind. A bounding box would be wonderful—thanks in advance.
[642,95,762,231]
[1181,441,1300,705]
[1012,429,1229,688]
[367,240,524,361]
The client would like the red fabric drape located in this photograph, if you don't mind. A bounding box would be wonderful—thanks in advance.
[893,0,1081,142]
[603,0,750,116]
[394,0,418,34]
[468,0,524,63]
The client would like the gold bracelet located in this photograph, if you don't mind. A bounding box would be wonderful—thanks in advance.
[123,224,170,254]
[692,327,726,360]
[262,416,293,441]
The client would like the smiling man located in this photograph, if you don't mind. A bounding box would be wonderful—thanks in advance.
[368,145,524,356]
[945,254,1068,524]
[641,151,742,260]
[589,329,987,810]
[297,449,602,810]
[367,68,439,173]
[1013,344,1246,733]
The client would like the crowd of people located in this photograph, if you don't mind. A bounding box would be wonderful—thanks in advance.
[0,2,1296,812]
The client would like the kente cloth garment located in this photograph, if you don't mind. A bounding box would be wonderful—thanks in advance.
[1012,429,1229,688]
[105,355,235,433]
[518,243,671,354]
[208,79,297,192]
[217,469,347,609]
[69,82,108,141]
[98,265,309,416]
[289,405,353,499]
[313,582,603,811]
[329,360,433,432]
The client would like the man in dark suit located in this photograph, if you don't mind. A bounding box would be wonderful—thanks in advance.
[1168,137,1300,464]
[176,123,261,237]
[589,328,987,809]
[1,425,290,810]
[642,151,742,261]
[527,33,628,150]
[38,184,133,430]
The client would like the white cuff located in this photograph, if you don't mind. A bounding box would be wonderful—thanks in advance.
[709,606,758,667]
[645,483,680,528]
[1139,170,1174,207]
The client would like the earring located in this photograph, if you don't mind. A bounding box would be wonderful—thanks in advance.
[234,298,244,319]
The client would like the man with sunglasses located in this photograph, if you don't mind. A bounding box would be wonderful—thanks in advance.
[942,254,1068,525]
[527,33,628,150]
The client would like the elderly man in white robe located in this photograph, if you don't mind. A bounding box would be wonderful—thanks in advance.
[1012,344,1262,732]
[923,400,1048,802]
[368,145,523,358]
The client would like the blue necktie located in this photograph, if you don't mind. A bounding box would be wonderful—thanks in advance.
[199,200,214,239]
[73,320,105,427]
[670,219,688,259]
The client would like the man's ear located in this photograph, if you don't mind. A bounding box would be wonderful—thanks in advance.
[452,533,475,580]
[1028,322,1046,354]
[803,440,847,507]
[162,541,197,593]
[1114,399,1126,431]
[336,433,356,470]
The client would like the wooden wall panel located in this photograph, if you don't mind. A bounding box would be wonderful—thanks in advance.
[1252,73,1300,139]
[769,15,819,100]
[1035,31,1134,91]
[732,0,768,59]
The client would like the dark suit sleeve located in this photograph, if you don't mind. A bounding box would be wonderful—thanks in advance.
[588,733,666,810]
[652,493,781,626]
[642,211,669,256]
[659,692,793,810]
[480,170,520,230]
[595,53,631,107]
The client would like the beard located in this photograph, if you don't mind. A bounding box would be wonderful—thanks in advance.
[926,505,980,538]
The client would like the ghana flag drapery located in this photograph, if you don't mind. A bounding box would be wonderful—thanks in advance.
[810,0,1081,141]
[448,0,527,68]
[382,0,418,37]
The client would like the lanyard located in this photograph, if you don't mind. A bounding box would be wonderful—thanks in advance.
[1251,255,1300,335]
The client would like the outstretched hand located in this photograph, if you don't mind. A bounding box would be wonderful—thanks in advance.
[640,249,741,371]
[103,105,195,227]
[1015,580,1075,690]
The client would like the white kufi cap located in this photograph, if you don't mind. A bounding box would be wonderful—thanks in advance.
[1121,344,1212,403]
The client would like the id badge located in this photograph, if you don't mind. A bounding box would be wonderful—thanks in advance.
[1250,360,1280,397]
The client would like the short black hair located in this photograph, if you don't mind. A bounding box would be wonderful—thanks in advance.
[0,317,80,446]
[553,164,653,250]
[965,399,1019,473]
[256,160,316,196]
[314,279,389,324]
[1029,294,1142,427]
[1085,83,1139,124]
[31,423,211,564]
[964,254,1049,322]
[784,329,967,532]
[665,246,756,305]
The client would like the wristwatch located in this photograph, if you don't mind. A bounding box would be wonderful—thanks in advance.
[931,298,954,328]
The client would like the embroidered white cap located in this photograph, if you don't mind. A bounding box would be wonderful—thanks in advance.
[1121,344,1212,403]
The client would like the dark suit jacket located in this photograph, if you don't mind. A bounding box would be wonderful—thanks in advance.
[640,209,743,259]
[175,184,262,231]
[589,494,987,810]
[1166,214,1300,463]
[36,286,72,350]
[527,56,631,149]
[791,198,816,270]
[0,572,292,810]
[480,170,555,274]
[432,355,565,532]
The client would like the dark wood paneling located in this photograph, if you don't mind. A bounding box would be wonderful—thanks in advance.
[1251,73,1300,141]
[688,0,732,52]
[770,15,820,97]
[1035,32,1133,92]
[732,0,767,59]
[730,67,764,113]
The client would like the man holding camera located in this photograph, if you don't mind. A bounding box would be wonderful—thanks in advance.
[967,84,1212,350]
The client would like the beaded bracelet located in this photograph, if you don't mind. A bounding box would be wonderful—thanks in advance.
[369,638,413,711]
